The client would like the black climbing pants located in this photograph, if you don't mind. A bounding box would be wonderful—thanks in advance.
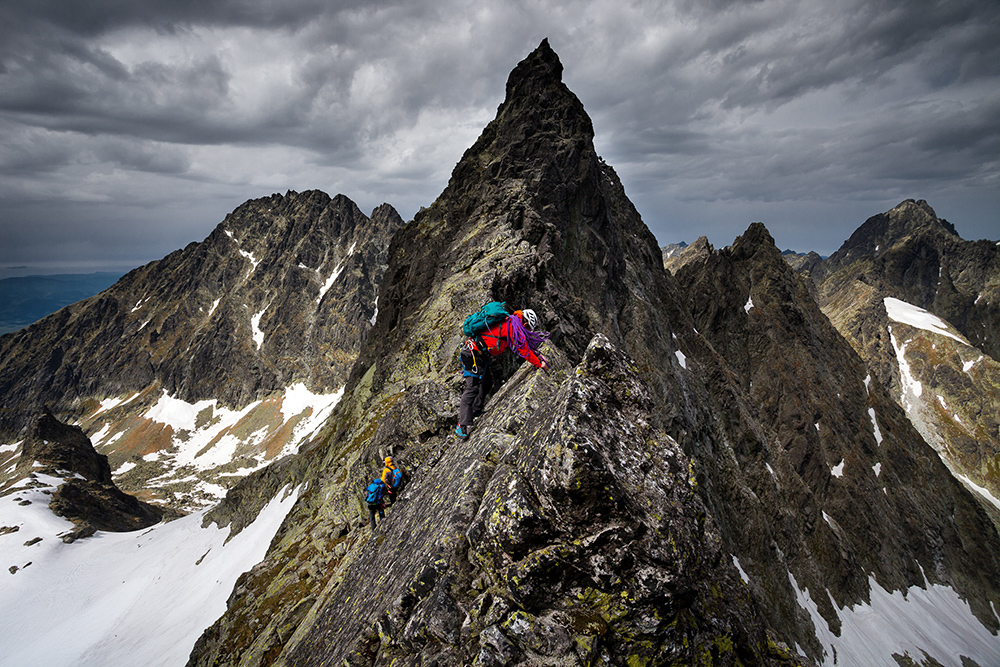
[368,503,384,529]
[459,367,492,428]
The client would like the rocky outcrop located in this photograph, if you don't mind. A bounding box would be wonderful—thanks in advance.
[7,409,163,539]
[188,40,795,667]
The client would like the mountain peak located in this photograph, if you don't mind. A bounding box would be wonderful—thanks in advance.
[489,39,594,148]
[828,199,959,267]
[503,38,564,101]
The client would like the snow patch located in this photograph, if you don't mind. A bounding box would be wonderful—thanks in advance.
[884,297,965,345]
[868,407,883,446]
[113,460,137,476]
[872,462,881,477]
[963,356,983,373]
[788,569,1000,666]
[744,295,754,313]
[888,328,923,410]
[765,463,776,477]
[90,422,113,446]
[370,296,379,326]
[251,308,266,348]
[90,393,140,417]
[238,247,260,272]
[145,391,216,433]
[207,297,221,318]
[317,262,346,304]
[281,384,345,446]
[732,556,750,584]
[831,460,845,478]
[674,349,687,369]
[0,440,21,455]
[958,474,1000,512]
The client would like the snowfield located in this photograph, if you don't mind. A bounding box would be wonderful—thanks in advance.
[0,475,299,667]
[788,569,1000,667]
[884,297,966,345]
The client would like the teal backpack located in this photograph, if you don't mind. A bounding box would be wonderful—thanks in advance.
[365,479,386,505]
[462,301,509,337]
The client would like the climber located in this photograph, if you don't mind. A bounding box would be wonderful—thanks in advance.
[456,308,549,438]
[380,456,404,504]
[365,477,387,529]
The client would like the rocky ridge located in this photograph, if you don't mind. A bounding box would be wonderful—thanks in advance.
[0,191,402,511]
[186,41,1000,667]
[187,40,795,667]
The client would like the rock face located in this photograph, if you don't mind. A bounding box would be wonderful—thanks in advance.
[806,200,1000,515]
[0,191,402,510]
[671,223,1000,654]
[8,409,163,538]
[186,41,1000,667]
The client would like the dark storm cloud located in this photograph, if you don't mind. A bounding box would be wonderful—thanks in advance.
[0,0,997,273]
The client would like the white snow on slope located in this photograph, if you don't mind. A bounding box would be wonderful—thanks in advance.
[251,308,266,348]
[238,248,260,272]
[964,356,983,373]
[0,474,299,667]
[744,295,754,313]
[674,349,687,369]
[788,570,1000,666]
[144,391,218,434]
[129,385,342,481]
[958,474,1000,512]
[732,556,750,583]
[831,460,844,478]
[90,393,140,418]
[884,298,966,345]
[869,408,883,445]
[888,328,922,406]
[316,262,345,304]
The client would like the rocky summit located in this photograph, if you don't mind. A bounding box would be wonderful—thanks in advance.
[1,40,999,667]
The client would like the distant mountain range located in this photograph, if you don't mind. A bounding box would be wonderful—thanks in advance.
[0,272,124,335]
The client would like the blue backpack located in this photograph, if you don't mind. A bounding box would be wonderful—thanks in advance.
[462,301,509,337]
[389,468,404,489]
[365,479,386,504]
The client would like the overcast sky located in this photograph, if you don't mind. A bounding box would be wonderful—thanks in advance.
[1,0,997,278]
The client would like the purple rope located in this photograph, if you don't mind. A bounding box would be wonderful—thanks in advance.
[506,314,550,357]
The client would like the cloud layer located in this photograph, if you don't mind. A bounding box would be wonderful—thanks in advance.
[1,0,997,274]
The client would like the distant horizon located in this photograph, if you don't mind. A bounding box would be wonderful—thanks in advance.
[3,191,982,281]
